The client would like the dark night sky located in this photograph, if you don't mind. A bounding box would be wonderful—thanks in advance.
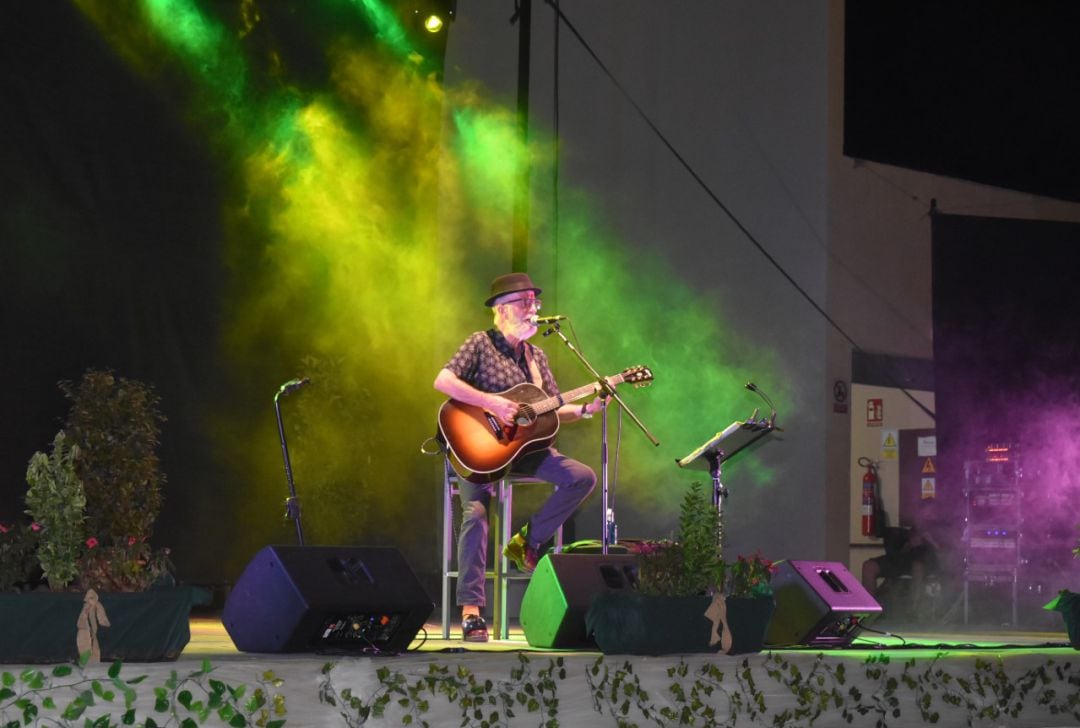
[846,2,1080,202]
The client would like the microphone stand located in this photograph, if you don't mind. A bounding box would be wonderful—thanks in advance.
[544,322,659,554]
[274,378,310,545]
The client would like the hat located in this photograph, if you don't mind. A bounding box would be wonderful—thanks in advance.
[485,272,542,307]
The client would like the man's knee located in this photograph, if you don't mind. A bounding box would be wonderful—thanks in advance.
[462,500,489,528]
[573,465,597,494]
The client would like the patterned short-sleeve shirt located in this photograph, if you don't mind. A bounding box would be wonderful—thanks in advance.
[444,329,561,397]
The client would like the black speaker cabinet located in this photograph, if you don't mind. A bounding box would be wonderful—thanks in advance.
[764,560,882,647]
[223,545,433,653]
[519,553,638,648]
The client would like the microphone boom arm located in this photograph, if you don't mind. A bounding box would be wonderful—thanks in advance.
[547,322,659,446]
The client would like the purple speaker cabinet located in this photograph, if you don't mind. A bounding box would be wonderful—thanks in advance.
[223,545,433,654]
[764,560,882,647]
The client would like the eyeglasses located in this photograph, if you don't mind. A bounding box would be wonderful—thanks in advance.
[500,297,542,311]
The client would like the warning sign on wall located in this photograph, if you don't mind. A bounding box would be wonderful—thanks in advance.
[921,458,936,474]
[867,398,884,427]
[921,477,936,500]
[881,429,898,460]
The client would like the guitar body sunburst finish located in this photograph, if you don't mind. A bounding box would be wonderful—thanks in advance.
[438,382,559,484]
[436,365,652,484]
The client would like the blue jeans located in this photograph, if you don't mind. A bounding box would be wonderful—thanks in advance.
[456,448,596,607]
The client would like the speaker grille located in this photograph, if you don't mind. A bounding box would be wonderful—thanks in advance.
[519,553,638,648]
[223,545,433,653]
[764,560,881,647]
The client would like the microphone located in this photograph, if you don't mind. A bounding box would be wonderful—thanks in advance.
[530,315,567,325]
[744,381,778,428]
[278,378,311,396]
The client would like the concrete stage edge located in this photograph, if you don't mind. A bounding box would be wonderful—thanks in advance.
[4,618,1079,727]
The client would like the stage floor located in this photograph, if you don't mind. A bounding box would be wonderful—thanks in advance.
[188,615,1073,657]
[6,617,1079,727]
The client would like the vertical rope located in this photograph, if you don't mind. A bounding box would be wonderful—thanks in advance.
[551,0,560,317]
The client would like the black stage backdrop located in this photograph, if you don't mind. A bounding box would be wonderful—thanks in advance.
[932,212,1080,591]
[0,4,234,582]
[1,3,454,590]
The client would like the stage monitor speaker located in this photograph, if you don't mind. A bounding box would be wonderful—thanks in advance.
[223,545,433,654]
[764,560,882,647]
[519,553,638,648]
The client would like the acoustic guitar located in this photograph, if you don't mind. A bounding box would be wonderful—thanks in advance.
[438,365,653,484]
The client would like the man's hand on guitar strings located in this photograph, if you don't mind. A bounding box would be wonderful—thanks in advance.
[486,395,522,427]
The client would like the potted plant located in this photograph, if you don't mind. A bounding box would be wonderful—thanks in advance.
[0,521,42,593]
[711,552,777,655]
[59,370,174,594]
[0,370,204,664]
[1042,531,1080,649]
[585,482,776,655]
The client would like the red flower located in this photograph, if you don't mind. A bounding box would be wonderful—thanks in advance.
[86,537,99,549]
[0,523,9,534]
[128,536,138,546]
[30,522,42,532]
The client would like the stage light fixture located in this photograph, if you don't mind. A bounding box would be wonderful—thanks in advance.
[423,13,444,33]
[406,1,454,34]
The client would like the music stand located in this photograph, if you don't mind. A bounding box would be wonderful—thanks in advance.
[676,415,775,543]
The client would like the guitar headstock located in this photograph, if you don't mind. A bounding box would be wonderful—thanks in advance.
[621,365,654,388]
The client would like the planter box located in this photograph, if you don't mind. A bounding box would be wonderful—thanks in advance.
[1044,590,1080,649]
[722,595,776,655]
[586,591,775,656]
[0,586,208,664]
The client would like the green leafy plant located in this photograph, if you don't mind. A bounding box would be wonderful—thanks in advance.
[727,552,776,598]
[61,370,166,547]
[0,521,42,592]
[0,656,287,727]
[24,431,86,590]
[19,371,174,592]
[78,539,175,593]
[631,482,724,597]
[629,483,776,599]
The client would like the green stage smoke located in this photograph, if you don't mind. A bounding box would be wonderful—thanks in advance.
[74,0,790,566]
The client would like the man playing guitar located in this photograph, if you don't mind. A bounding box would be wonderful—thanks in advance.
[434,272,605,642]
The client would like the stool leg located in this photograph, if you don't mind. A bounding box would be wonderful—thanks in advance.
[441,466,454,639]
[501,480,514,639]
[491,479,511,640]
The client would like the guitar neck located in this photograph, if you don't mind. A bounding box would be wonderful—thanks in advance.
[533,375,625,415]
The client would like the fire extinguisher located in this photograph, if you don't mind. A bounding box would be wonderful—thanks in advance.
[858,456,879,537]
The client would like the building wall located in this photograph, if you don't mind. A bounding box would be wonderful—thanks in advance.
[443,1,1080,562]
[823,0,1080,568]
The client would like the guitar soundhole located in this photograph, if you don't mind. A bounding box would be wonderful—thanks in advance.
[515,404,537,426]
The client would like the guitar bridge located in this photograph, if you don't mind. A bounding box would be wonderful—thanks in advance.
[484,412,505,441]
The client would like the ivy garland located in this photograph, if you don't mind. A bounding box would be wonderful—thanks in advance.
[320,651,1080,728]
[319,653,562,728]
[6,650,1077,726]
[0,656,287,727]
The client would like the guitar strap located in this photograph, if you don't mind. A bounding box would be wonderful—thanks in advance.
[484,329,544,388]
[523,344,543,387]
